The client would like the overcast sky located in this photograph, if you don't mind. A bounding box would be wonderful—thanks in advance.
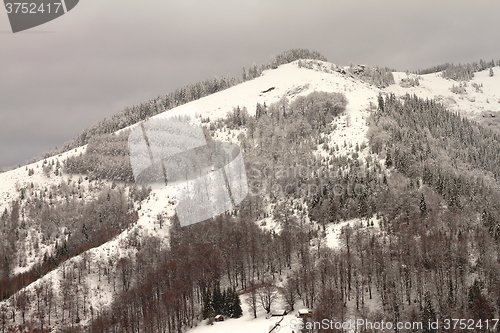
[1,0,499,169]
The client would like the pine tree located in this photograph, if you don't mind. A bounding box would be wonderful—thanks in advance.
[490,67,494,77]
[256,103,262,119]
[378,93,385,112]
[202,290,214,319]
[235,106,242,127]
[242,67,247,81]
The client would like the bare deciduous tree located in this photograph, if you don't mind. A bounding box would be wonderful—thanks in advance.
[246,281,258,319]
[258,281,279,314]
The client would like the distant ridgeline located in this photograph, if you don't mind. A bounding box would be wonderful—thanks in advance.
[416,58,499,81]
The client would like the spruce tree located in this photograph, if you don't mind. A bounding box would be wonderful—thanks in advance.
[202,290,214,319]
[242,67,247,81]
[221,289,229,316]
[490,67,494,77]
[378,93,385,112]
[212,285,223,315]
[231,289,243,318]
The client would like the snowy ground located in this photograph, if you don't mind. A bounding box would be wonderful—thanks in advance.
[0,145,89,274]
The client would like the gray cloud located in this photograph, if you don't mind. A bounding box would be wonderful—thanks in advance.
[1,0,500,168]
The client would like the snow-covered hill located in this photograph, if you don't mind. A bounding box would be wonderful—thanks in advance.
[2,59,498,331]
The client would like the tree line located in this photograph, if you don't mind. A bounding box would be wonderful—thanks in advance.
[416,58,498,80]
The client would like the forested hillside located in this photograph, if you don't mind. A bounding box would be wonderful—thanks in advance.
[2,51,500,333]
[89,90,500,332]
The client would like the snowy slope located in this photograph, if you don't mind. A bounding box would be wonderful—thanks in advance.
[387,67,500,116]
[0,145,87,215]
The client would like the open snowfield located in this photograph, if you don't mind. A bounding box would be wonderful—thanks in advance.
[324,216,381,250]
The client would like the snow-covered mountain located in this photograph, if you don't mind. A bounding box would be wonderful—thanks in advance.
[2,56,500,332]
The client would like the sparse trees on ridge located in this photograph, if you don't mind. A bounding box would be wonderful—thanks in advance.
[242,48,328,81]
[416,58,496,78]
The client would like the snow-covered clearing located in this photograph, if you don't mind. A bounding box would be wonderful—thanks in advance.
[324,217,381,250]
[186,294,302,333]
